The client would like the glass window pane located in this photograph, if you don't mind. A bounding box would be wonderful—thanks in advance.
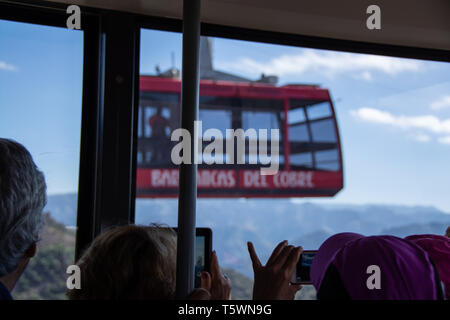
[310,119,337,142]
[136,29,182,227]
[290,152,313,167]
[316,161,340,171]
[288,107,306,124]
[289,124,310,142]
[0,19,83,299]
[242,111,281,130]
[138,93,179,166]
[315,149,339,162]
[307,101,332,120]
[199,109,232,164]
[200,109,232,136]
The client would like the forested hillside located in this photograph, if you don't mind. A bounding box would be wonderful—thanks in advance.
[13,213,75,299]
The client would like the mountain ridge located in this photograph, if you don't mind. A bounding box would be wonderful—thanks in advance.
[45,193,450,277]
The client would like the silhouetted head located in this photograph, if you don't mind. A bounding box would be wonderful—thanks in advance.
[0,139,46,279]
[67,224,177,300]
[311,233,443,300]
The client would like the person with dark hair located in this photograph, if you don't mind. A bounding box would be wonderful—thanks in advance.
[67,224,231,300]
[0,139,47,300]
[310,233,444,300]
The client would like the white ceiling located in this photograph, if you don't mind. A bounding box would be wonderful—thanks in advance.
[49,0,450,51]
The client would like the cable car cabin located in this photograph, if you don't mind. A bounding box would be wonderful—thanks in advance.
[136,75,343,198]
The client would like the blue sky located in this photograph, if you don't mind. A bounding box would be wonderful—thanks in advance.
[1,22,450,212]
[0,20,83,195]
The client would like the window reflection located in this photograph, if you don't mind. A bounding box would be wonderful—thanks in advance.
[307,101,332,120]
[310,119,337,142]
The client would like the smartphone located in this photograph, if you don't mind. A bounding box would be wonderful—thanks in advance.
[290,250,317,284]
[172,227,212,288]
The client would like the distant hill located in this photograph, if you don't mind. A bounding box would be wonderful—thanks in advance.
[221,267,253,300]
[45,193,78,226]
[380,222,449,238]
[45,193,450,277]
[292,229,334,250]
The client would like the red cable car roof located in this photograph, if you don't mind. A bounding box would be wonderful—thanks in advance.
[140,75,331,101]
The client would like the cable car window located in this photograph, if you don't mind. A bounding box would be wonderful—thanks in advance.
[315,149,339,162]
[315,149,340,171]
[288,107,306,125]
[240,99,283,141]
[307,101,332,120]
[289,124,310,142]
[199,109,232,135]
[241,108,284,165]
[290,152,313,167]
[0,19,83,299]
[199,109,232,164]
[310,119,337,142]
[242,110,281,130]
[138,92,179,166]
[315,161,340,171]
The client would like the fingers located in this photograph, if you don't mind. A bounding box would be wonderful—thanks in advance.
[201,271,212,292]
[187,288,211,300]
[210,251,221,280]
[205,253,232,300]
[223,276,232,300]
[273,245,295,268]
[282,246,303,279]
[247,241,262,270]
[266,240,288,267]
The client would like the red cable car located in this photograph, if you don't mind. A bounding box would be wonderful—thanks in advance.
[136,38,343,198]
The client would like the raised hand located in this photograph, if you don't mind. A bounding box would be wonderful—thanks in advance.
[200,251,232,300]
[248,240,302,300]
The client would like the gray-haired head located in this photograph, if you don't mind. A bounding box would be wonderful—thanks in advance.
[0,139,47,276]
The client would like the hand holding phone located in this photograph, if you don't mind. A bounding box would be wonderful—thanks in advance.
[248,240,303,300]
[171,227,212,288]
[290,250,317,284]
[199,250,232,300]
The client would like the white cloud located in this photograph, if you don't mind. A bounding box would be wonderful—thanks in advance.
[438,136,450,145]
[351,107,450,144]
[217,49,422,79]
[351,107,450,135]
[351,108,395,125]
[430,95,450,111]
[0,61,17,71]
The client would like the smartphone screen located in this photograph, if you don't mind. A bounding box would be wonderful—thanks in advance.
[291,250,317,284]
[172,228,212,288]
[194,234,206,287]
